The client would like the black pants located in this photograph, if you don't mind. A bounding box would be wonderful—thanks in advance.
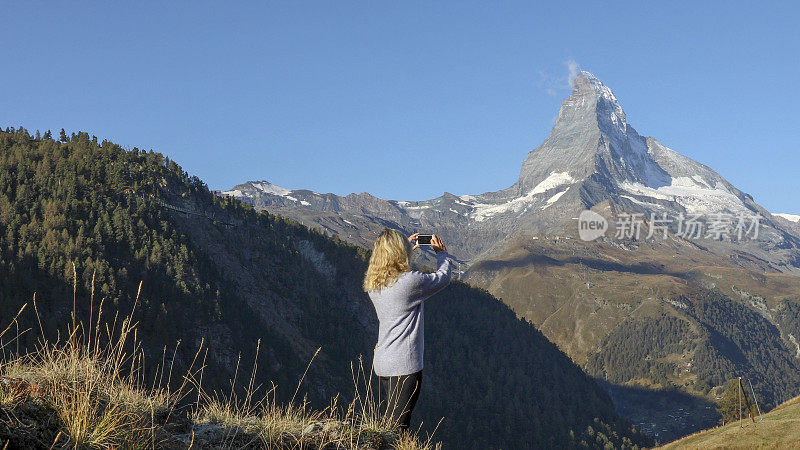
[377,370,422,430]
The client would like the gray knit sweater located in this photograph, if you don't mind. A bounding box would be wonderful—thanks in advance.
[368,251,452,377]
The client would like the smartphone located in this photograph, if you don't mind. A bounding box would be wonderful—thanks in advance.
[416,234,433,245]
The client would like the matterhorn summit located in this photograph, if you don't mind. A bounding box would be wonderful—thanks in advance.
[222,71,800,273]
[513,71,756,217]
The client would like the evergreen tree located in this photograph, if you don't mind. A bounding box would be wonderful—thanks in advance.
[717,379,745,425]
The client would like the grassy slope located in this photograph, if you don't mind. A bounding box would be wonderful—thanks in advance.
[659,396,800,449]
[0,291,436,450]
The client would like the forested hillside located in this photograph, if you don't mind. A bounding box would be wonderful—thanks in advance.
[464,234,800,441]
[587,292,800,407]
[583,290,800,440]
[0,127,651,448]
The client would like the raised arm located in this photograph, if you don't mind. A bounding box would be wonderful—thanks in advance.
[414,250,452,298]
[404,233,453,303]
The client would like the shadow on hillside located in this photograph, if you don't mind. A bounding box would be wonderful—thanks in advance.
[471,251,684,276]
[593,378,719,444]
[0,257,76,350]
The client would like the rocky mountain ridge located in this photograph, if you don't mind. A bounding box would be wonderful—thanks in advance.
[221,71,800,275]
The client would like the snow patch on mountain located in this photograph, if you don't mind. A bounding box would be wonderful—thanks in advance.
[620,194,663,209]
[542,187,570,210]
[775,213,800,223]
[469,172,575,222]
[221,181,297,200]
[531,172,576,195]
[618,176,748,215]
[691,175,711,188]
[223,189,244,198]
[253,181,292,196]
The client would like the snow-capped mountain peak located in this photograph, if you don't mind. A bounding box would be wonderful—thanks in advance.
[221,180,315,206]
[775,213,800,223]
[574,70,626,125]
[220,71,800,272]
[516,70,647,195]
[221,180,292,198]
[251,181,292,196]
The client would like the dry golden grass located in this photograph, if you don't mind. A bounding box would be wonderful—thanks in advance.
[0,279,186,448]
[659,396,800,449]
[188,352,441,449]
[0,269,439,449]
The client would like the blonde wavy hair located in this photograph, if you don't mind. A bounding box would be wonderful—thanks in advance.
[363,228,412,292]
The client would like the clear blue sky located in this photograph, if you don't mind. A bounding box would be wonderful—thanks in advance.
[2,1,798,212]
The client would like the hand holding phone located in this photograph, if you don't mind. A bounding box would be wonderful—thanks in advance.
[416,234,433,246]
[408,233,446,253]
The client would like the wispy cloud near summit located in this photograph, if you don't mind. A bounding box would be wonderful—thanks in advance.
[566,59,580,86]
[538,59,581,96]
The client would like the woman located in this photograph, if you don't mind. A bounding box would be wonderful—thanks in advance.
[363,228,452,430]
